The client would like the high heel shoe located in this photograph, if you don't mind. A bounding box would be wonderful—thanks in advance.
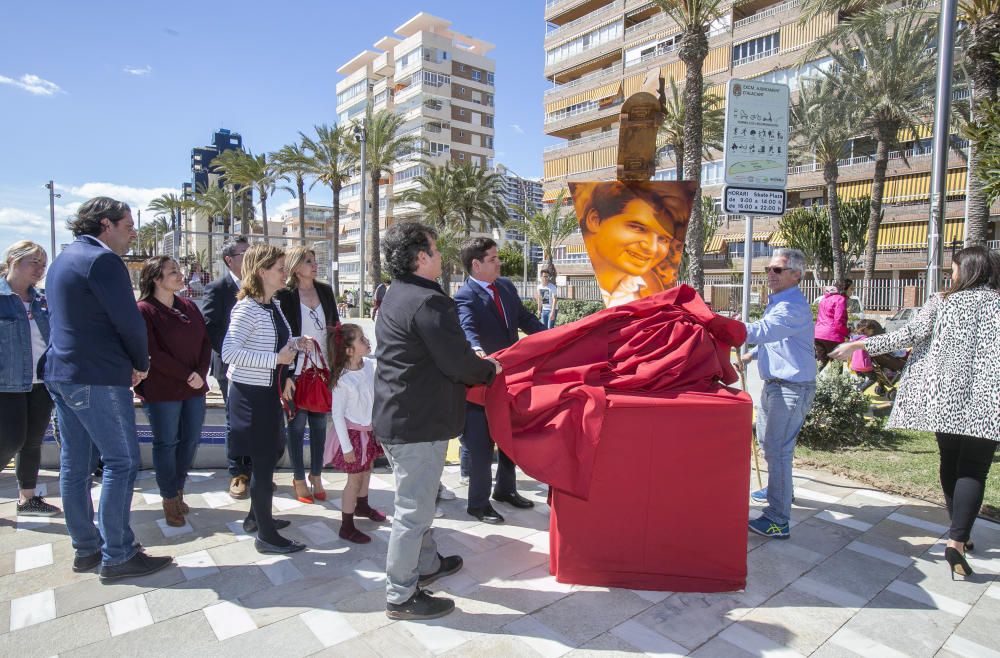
[310,475,327,501]
[293,479,314,504]
[945,546,973,580]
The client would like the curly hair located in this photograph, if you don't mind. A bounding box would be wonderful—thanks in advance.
[68,197,131,237]
[327,323,364,390]
[138,255,176,301]
[382,221,437,279]
[237,243,285,301]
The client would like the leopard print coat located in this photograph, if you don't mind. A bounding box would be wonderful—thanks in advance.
[864,287,1000,441]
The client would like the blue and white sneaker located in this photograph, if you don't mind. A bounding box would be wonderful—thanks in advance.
[748,516,790,539]
[750,487,794,504]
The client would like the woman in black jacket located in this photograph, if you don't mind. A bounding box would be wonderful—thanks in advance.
[275,246,339,503]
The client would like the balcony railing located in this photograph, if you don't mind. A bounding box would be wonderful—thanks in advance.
[547,0,623,41]
[625,42,678,68]
[732,46,779,68]
[544,64,623,97]
[787,143,969,175]
[624,11,669,38]
[733,0,801,30]
[543,129,619,153]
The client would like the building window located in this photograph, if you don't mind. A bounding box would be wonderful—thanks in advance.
[487,72,495,85]
[458,63,466,72]
[732,33,780,66]
[458,85,466,95]
[459,152,465,161]
[472,70,481,82]
[337,78,368,106]
[459,130,465,137]
[484,114,494,127]
[458,108,465,117]
[545,20,623,67]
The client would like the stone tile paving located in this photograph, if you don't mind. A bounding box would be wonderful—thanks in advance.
[1,464,998,657]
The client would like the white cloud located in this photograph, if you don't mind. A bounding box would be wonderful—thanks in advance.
[271,197,299,220]
[123,65,152,76]
[510,124,524,134]
[68,183,180,213]
[0,73,63,96]
[0,207,48,232]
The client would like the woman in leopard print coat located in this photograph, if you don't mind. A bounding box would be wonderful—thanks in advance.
[832,246,1000,575]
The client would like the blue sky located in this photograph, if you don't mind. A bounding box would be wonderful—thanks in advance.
[0,0,552,253]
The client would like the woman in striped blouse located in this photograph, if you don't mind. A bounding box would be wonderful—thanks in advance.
[222,243,305,554]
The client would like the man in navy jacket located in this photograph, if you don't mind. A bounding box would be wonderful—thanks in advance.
[455,237,545,524]
[44,197,172,582]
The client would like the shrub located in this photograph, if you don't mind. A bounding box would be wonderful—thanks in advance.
[521,298,538,316]
[556,300,605,325]
[797,362,884,449]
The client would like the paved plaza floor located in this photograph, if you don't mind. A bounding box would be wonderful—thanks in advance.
[1,462,998,657]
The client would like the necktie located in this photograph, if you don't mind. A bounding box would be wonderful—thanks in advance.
[488,283,507,327]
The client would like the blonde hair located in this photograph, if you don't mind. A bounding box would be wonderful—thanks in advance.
[1,241,47,277]
[283,245,315,289]
[237,243,285,301]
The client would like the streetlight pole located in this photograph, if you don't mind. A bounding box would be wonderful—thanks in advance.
[45,181,60,257]
[926,0,958,297]
[354,120,368,319]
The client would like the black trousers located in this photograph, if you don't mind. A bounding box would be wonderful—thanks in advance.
[229,381,285,543]
[0,384,54,490]
[462,402,517,510]
[221,379,252,478]
[936,432,998,543]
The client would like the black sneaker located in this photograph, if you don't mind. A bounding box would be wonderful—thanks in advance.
[419,554,463,587]
[386,588,455,620]
[72,551,102,573]
[17,496,61,517]
[98,551,172,582]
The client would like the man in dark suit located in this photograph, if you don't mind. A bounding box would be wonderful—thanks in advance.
[455,237,546,524]
[202,235,251,499]
[44,196,172,581]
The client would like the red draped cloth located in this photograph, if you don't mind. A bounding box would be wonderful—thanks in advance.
[468,284,746,499]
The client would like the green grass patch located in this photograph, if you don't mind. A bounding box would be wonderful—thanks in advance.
[796,429,1000,520]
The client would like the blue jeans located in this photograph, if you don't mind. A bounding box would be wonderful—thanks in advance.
[541,309,557,329]
[47,383,139,566]
[286,409,327,480]
[145,396,206,499]
[757,380,816,525]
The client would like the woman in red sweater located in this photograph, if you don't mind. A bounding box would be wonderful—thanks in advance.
[136,256,211,527]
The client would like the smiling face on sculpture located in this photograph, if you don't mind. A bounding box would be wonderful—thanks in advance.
[570,181,696,307]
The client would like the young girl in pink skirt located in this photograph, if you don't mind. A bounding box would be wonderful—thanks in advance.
[324,323,386,543]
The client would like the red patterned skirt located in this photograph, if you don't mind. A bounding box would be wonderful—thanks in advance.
[325,420,383,474]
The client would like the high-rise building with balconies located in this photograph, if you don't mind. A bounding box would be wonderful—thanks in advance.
[334,12,497,287]
[541,0,998,309]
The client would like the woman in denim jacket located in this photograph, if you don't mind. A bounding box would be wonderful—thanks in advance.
[0,241,60,516]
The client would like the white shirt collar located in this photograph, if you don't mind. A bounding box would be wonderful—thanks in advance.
[80,235,114,252]
[469,276,496,292]
[228,270,241,286]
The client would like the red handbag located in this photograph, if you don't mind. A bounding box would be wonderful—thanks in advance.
[292,338,332,413]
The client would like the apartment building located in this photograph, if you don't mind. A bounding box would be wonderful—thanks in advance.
[541,0,999,297]
[334,12,496,287]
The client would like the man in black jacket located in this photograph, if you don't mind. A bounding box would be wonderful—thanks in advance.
[202,236,251,498]
[374,222,499,621]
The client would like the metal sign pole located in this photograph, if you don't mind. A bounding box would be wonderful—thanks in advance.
[741,214,754,325]
[356,121,368,319]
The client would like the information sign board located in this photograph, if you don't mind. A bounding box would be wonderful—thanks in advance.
[722,79,790,189]
[723,186,786,216]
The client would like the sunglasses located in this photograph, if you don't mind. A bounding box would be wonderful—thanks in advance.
[170,307,191,324]
[764,266,793,275]
[308,307,324,332]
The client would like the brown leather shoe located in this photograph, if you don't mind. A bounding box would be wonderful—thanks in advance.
[162,497,185,527]
[177,490,190,514]
[229,475,249,499]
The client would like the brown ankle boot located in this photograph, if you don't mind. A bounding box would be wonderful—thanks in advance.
[162,497,185,527]
[177,490,190,514]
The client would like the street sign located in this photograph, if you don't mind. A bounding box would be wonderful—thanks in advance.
[723,186,786,216]
[723,79,790,189]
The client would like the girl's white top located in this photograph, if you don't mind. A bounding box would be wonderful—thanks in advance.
[331,356,376,453]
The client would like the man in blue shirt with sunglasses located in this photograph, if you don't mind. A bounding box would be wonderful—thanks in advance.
[739,248,816,540]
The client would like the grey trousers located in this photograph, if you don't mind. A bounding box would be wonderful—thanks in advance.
[382,440,447,604]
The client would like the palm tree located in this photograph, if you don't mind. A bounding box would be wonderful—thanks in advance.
[192,184,230,278]
[514,190,578,277]
[271,143,313,245]
[791,76,859,283]
[650,0,728,296]
[147,192,186,256]
[959,0,1000,245]
[657,77,725,181]
[823,11,937,287]
[348,104,417,284]
[302,123,355,295]
[395,161,458,228]
[212,150,287,240]
[432,223,464,293]
[450,162,509,236]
